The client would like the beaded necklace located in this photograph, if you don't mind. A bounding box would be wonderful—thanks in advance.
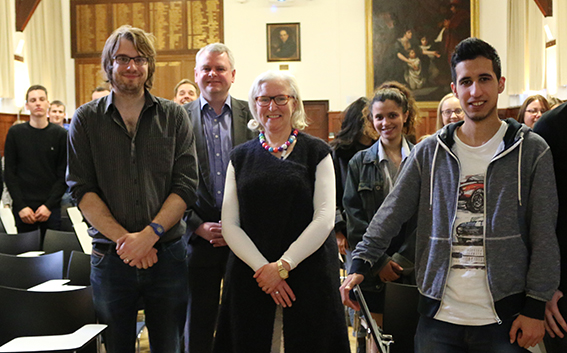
[259,129,298,153]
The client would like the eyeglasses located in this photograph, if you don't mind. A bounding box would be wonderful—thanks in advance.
[255,95,294,107]
[526,109,546,115]
[441,108,464,118]
[113,55,148,66]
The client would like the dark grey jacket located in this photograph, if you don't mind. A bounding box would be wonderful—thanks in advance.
[351,118,559,321]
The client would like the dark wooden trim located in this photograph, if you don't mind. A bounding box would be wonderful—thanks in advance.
[534,0,552,17]
[546,39,556,48]
[14,55,24,62]
[15,0,42,31]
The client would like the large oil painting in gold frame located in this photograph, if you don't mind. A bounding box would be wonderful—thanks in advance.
[366,0,479,107]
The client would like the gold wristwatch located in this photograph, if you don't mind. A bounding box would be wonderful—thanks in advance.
[277,259,289,279]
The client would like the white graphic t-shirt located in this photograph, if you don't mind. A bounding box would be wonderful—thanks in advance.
[435,121,507,325]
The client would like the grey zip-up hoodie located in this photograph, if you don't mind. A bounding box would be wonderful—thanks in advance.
[351,118,560,321]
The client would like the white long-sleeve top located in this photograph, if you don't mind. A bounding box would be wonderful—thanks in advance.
[221,154,336,271]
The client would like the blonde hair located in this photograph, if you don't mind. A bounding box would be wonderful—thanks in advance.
[436,93,458,130]
[247,71,308,131]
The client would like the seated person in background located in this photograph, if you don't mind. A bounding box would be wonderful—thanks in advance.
[436,92,465,130]
[91,86,110,101]
[173,79,198,105]
[48,100,67,128]
[4,85,67,242]
[517,94,549,129]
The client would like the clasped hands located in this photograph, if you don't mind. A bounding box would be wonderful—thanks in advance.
[19,205,52,224]
[116,226,159,269]
[254,262,296,308]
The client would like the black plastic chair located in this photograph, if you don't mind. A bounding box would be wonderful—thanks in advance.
[67,250,91,286]
[0,285,98,352]
[0,229,41,255]
[0,250,64,289]
[382,282,420,353]
[44,229,83,276]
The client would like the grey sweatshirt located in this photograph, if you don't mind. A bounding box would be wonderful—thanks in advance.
[351,118,559,320]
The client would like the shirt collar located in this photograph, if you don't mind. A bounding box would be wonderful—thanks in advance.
[199,94,232,112]
[104,89,156,115]
[378,136,411,163]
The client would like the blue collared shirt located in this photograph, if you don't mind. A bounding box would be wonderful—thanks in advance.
[199,95,233,208]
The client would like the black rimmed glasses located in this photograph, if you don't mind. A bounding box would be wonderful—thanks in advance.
[441,108,464,118]
[255,95,294,107]
[113,55,149,66]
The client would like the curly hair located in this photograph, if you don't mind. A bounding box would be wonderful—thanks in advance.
[365,81,419,136]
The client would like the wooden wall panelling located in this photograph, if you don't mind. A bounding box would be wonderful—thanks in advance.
[303,100,329,141]
[153,55,197,100]
[71,0,223,108]
[75,58,108,107]
[0,114,30,156]
[328,111,342,141]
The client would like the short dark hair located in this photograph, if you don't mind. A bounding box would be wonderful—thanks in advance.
[26,85,48,102]
[174,79,198,97]
[50,100,65,111]
[450,37,501,83]
[101,25,156,90]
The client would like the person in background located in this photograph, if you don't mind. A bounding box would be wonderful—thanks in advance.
[214,70,350,352]
[4,85,67,243]
[91,86,110,101]
[67,25,198,352]
[517,94,549,129]
[183,42,255,353]
[533,104,567,353]
[173,79,199,105]
[331,97,377,258]
[436,92,465,130]
[331,96,377,352]
[343,81,418,353]
[49,100,67,128]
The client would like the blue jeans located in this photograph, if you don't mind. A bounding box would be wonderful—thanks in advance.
[415,316,529,353]
[91,238,188,353]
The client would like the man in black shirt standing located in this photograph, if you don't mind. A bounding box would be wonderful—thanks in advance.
[4,85,67,241]
[67,25,198,352]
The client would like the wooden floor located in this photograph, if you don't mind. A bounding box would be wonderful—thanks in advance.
[137,325,358,352]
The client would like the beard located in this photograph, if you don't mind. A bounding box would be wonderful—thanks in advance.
[464,104,497,122]
[112,71,145,95]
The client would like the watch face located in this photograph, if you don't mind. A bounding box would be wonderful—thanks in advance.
[157,225,164,233]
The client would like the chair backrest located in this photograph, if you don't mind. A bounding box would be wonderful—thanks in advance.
[67,250,91,286]
[0,285,96,346]
[0,251,64,288]
[0,229,41,255]
[382,282,420,353]
[43,229,83,275]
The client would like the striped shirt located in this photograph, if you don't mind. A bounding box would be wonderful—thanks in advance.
[67,91,198,243]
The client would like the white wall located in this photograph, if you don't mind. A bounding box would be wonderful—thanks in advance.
[1,0,551,114]
[224,0,366,111]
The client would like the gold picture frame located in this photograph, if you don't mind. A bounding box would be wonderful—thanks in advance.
[366,0,479,108]
[267,23,301,62]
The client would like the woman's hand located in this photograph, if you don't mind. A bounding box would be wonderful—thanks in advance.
[270,280,296,308]
[254,262,283,293]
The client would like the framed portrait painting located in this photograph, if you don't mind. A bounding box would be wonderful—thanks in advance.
[366,0,479,106]
[267,23,301,62]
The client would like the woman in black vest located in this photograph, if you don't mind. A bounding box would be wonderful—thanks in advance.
[214,70,350,353]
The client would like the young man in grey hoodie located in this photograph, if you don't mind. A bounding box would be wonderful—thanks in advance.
[341,37,559,352]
